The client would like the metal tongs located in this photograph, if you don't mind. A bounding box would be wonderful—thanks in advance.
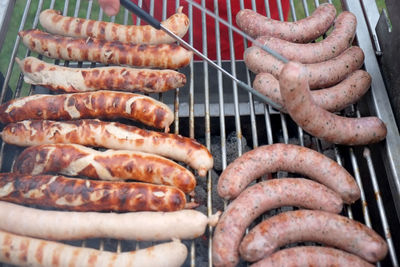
[120,0,287,110]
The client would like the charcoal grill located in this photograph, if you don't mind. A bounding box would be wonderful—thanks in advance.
[0,0,399,266]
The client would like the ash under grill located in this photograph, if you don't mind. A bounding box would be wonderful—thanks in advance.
[0,0,399,266]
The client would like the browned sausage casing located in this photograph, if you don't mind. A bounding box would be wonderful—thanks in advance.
[0,173,186,212]
[18,29,193,69]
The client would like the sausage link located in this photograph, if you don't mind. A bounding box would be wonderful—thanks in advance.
[212,178,343,267]
[17,57,186,93]
[279,61,387,145]
[0,173,186,212]
[0,91,173,131]
[13,144,196,193]
[256,11,357,63]
[18,29,193,69]
[1,119,213,176]
[236,3,336,42]
[39,7,189,44]
[240,210,388,263]
[217,143,359,203]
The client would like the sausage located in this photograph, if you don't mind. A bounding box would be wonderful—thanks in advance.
[239,210,388,263]
[217,143,360,203]
[279,61,387,145]
[212,178,343,267]
[0,90,173,131]
[0,201,220,241]
[236,3,336,42]
[244,45,365,89]
[250,246,374,267]
[18,29,193,69]
[255,11,357,64]
[16,57,186,93]
[0,173,186,212]
[1,119,213,176]
[0,229,187,267]
[39,7,189,44]
[253,70,371,112]
[13,144,196,193]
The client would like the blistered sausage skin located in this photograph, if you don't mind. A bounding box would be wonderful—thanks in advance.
[244,45,365,89]
[18,29,193,69]
[240,210,388,263]
[17,57,186,93]
[1,120,213,176]
[13,144,196,193]
[256,12,357,64]
[217,143,360,203]
[212,178,343,267]
[0,91,173,131]
[0,173,186,212]
[0,230,187,267]
[279,61,387,145]
[39,7,189,44]
[254,70,371,112]
[236,3,336,42]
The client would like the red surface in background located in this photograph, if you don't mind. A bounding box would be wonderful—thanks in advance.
[131,1,290,60]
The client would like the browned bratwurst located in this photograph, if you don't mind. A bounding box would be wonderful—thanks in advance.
[256,11,357,63]
[0,173,186,212]
[240,210,388,263]
[39,7,189,44]
[236,3,336,42]
[0,91,173,131]
[279,61,387,145]
[18,29,193,69]
[217,143,360,204]
[212,178,343,267]
[0,120,213,176]
[17,57,186,93]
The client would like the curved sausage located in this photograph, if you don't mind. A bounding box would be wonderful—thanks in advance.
[0,91,173,131]
[217,143,360,204]
[239,210,388,263]
[0,173,186,212]
[18,29,193,69]
[1,119,213,176]
[212,178,343,267]
[0,230,187,267]
[39,7,189,44]
[256,11,357,63]
[236,3,336,42]
[250,246,374,267]
[13,144,196,193]
[253,70,371,112]
[244,45,365,89]
[279,61,387,145]
[16,57,186,93]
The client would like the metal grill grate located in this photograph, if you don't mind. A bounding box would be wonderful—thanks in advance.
[0,0,399,266]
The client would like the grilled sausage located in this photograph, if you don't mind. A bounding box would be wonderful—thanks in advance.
[244,45,365,89]
[256,11,357,64]
[279,61,387,145]
[236,3,336,42]
[0,230,187,267]
[39,7,189,44]
[217,143,359,203]
[16,57,186,93]
[212,178,343,267]
[18,29,193,69]
[0,91,173,131]
[250,246,374,267]
[1,119,213,176]
[239,210,388,263]
[253,70,371,112]
[0,173,186,212]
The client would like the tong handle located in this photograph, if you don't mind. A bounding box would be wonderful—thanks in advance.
[119,0,161,29]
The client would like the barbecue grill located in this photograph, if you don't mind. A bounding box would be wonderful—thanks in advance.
[0,0,399,266]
